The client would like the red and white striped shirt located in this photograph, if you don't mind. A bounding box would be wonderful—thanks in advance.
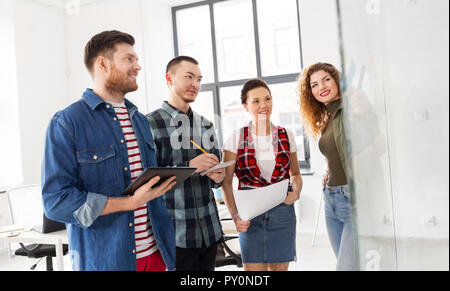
[112,103,158,260]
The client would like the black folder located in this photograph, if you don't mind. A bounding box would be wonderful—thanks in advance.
[122,167,196,196]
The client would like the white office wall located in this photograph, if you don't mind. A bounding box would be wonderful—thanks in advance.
[64,0,148,111]
[0,1,21,251]
[63,0,176,113]
[0,0,23,187]
[12,0,68,185]
[298,0,341,71]
[381,0,449,240]
[140,0,175,112]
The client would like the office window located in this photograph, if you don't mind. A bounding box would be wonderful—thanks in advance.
[214,0,257,81]
[257,0,302,76]
[219,85,247,140]
[175,5,215,84]
[190,90,216,127]
[173,0,310,168]
[270,82,309,164]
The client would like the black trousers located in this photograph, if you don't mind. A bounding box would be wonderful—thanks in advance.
[175,242,219,271]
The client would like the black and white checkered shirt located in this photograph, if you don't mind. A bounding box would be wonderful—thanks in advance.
[146,101,223,249]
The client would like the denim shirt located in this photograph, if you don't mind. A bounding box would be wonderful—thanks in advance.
[41,89,175,271]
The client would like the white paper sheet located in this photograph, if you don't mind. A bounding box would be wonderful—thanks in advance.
[233,179,289,221]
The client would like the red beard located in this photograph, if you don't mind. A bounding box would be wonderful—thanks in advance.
[105,65,138,95]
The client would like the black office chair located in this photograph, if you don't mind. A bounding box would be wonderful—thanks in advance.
[216,232,242,268]
[6,185,69,271]
[215,203,243,268]
[15,242,69,271]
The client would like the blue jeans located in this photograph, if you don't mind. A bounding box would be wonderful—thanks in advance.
[323,185,356,271]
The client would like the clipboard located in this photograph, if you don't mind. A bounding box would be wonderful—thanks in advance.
[200,160,236,176]
[122,167,196,196]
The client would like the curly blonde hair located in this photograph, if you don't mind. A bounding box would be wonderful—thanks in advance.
[298,63,341,140]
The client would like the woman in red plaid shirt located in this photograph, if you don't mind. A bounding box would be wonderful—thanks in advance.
[221,79,303,271]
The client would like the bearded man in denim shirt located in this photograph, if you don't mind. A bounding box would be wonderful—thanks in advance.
[42,31,176,271]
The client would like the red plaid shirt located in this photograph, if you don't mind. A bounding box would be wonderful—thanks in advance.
[235,124,291,189]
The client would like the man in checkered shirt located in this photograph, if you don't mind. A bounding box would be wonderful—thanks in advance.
[146,56,224,271]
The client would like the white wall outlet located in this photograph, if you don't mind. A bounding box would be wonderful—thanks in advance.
[421,216,437,226]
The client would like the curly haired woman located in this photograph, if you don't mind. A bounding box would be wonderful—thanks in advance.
[298,62,356,271]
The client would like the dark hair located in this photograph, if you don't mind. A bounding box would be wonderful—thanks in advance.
[84,30,135,73]
[241,79,272,104]
[166,56,199,74]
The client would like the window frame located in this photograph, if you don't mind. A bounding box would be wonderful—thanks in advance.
[172,0,311,169]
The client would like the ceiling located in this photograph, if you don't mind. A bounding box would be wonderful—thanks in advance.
[30,0,113,9]
[29,0,201,9]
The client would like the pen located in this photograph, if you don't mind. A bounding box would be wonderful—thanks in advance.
[190,140,208,154]
[190,140,220,166]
